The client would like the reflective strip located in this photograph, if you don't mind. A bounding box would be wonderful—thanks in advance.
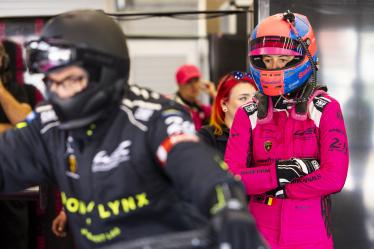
[120,105,147,132]
[40,121,60,134]
[16,122,28,129]
[122,99,161,110]
[35,104,53,112]
[209,185,226,215]
[156,134,199,165]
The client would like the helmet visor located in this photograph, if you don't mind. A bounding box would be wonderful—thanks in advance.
[249,36,305,71]
[25,39,127,75]
[249,36,303,56]
[25,40,76,74]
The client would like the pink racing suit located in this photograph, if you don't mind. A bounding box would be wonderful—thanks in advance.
[225,90,349,249]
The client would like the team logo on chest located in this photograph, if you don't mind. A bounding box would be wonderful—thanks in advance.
[92,140,132,172]
[264,141,272,152]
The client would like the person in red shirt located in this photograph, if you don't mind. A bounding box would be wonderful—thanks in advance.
[172,64,216,130]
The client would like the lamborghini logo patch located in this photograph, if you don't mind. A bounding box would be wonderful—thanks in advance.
[264,141,272,152]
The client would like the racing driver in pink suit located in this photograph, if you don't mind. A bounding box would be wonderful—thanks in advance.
[225,11,349,249]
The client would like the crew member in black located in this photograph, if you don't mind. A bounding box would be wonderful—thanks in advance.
[0,10,258,249]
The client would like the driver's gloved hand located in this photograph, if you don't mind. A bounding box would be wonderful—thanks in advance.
[277,158,320,186]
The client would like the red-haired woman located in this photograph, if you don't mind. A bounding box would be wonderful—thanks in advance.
[198,71,257,156]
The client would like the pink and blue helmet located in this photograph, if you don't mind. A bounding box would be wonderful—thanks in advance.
[248,13,318,96]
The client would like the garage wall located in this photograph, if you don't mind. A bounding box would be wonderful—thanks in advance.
[0,0,109,17]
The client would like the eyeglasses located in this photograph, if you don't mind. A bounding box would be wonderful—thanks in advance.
[43,75,86,87]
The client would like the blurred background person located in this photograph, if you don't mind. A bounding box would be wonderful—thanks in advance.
[0,40,32,131]
[0,39,33,249]
[1,39,44,108]
[172,64,216,130]
[199,71,257,156]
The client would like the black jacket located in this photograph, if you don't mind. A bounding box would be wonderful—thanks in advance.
[198,125,230,157]
[0,85,237,249]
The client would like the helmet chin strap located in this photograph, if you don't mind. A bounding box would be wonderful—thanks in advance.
[256,82,327,122]
[277,81,327,115]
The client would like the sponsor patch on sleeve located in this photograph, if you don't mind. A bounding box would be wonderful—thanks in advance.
[313,95,330,112]
[161,109,195,136]
[309,95,331,127]
[243,102,258,116]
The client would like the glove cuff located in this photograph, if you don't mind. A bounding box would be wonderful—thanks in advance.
[275,187,287,198]
[266,186,287,199]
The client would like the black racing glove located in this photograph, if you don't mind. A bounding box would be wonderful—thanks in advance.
[277,158,320,186]
[209,183,261,249]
